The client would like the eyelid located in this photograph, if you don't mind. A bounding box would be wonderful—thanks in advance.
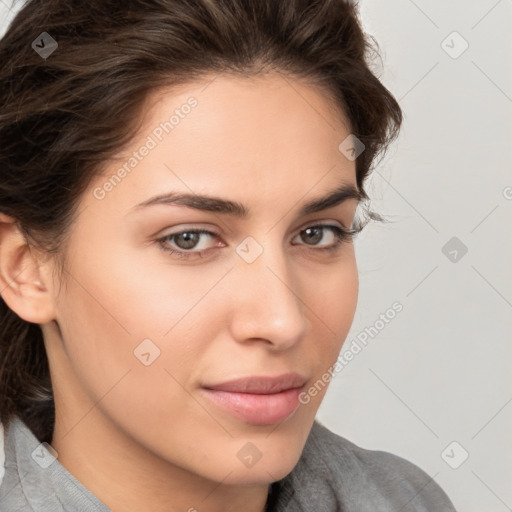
[295,218,344,232]
[158,219,346,243]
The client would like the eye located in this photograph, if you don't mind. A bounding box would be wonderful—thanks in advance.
[291,224,357,251]
[155,223,359,260]
[156,228,220,259]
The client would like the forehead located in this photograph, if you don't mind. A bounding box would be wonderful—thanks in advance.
[85,72,356,215]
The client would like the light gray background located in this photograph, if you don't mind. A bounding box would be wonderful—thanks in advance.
[0,1,511,511]
[317,2,512,512]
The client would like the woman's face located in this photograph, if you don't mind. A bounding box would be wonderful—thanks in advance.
[43,72,360,487]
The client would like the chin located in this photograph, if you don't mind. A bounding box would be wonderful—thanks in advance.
[219,437,304,486]
[223,457,300,486]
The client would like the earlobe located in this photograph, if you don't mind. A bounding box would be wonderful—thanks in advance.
[0,212,56,324]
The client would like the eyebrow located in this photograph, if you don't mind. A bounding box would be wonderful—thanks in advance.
[129,182,362,217]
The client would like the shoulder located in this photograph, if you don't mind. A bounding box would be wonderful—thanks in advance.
[0,416,108,512]
[273,420,458,512]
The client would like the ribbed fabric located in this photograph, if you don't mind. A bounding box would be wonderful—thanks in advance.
[0,416,457,511]
[267,421,458,511]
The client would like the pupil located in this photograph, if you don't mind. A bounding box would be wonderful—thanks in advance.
[176,232,199,249]
[302,227,322,245]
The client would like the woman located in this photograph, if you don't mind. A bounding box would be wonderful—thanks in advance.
[0,0,457,510]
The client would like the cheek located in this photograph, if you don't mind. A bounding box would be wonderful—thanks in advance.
[307,250,358,333]
[53,266,208,435]
[54,242,229,392]
[302,251,358,374]
[96,237,234,337]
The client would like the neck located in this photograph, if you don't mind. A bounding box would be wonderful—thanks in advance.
[51,409,271,512]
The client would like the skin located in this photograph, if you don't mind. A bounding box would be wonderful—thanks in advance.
[0,72,360,512]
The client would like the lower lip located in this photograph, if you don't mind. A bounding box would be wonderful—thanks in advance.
[200,387,303,425]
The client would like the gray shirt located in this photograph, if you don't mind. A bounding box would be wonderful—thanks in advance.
[0,415,457,511]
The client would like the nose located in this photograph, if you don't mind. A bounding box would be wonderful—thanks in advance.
[228,242,312,351]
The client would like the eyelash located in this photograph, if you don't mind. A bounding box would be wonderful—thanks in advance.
[155,223,360,260]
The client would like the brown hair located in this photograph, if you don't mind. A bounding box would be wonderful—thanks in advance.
[0,0,402,443]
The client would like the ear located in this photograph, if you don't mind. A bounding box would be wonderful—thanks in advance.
[0,212,57,324]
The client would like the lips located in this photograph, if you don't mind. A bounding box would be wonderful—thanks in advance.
[200,373,307,425]
[202,373,307,394]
